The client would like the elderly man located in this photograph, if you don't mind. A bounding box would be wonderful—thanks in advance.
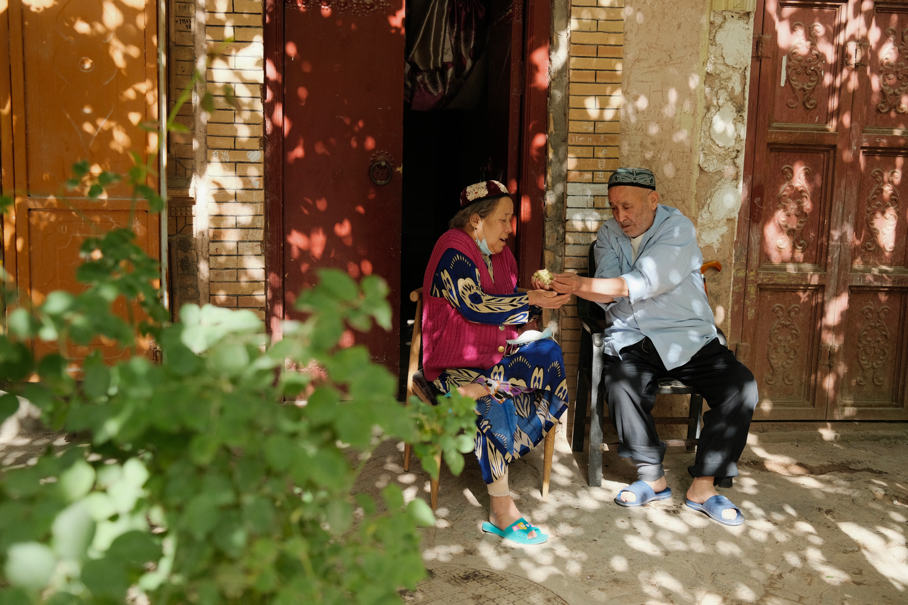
[552,167,758,526]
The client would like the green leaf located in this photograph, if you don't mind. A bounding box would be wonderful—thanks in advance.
[7,308,37,338]
[87,184,103,199]
[183,493,220,539]
[242,496,275,535]
[189,433,220,465]
[335,403,373,447]
[21,383,54,413]
[444,446,465,476]
[52,502,96,561]
[407,499,435,527]
[82,556,129,600]
[45,592,85,605]
[108,459,149,513]
[97,171,121,187]
[107,530,161,566]
[317,268,359,302]
[264,435,294,472]
[209,342,250,376]
[381,484,404,510]
[43,291,75,315]
[82,355,110,399]
[4,542,57,590]
[325,499,352,535]
[72,160,90,177]
[0,341,34,382]
[57,459,96,502]
[212,511,247,558]
[81,493,116,522]
[0,393,19,423]
[201,92,215,113]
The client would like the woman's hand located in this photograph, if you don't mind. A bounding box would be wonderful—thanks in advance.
[527,289,571,309]
[531,269,554,290]
[551,272,582,295]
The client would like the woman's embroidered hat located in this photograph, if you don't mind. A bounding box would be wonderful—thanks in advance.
[607,167,656,191]
[459,180,511,207]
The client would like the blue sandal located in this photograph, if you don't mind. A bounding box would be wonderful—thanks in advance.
[685,494,744,526]
[614,480,672,507]
[481,517,548,545]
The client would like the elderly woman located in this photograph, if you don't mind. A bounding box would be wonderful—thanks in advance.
[421,180,570,545]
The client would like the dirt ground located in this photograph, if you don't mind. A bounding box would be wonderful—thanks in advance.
[4,401,906,604]
[362,421,908,604]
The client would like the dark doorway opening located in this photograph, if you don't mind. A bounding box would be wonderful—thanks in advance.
[398,0,518,393]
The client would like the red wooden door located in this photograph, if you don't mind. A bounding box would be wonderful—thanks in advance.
[740,0,908,420]
[269,1,405,374]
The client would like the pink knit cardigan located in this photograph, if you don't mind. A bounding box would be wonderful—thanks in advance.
[421,229,522,381]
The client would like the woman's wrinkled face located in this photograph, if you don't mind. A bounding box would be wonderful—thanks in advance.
[473,197,514,254]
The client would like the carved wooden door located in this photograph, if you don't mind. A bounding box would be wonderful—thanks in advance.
[271,0,404,376]
[741,0,908,420]
[0,0,160,363]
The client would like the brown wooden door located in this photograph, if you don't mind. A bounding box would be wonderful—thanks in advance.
[271,1,404,375]
[741,0,908,420]
[0,0,160,363]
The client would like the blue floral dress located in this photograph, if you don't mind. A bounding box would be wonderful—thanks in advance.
[430,249,569,484]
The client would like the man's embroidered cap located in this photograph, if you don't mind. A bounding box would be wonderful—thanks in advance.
[459,180,511,207]
[607,167,656,191]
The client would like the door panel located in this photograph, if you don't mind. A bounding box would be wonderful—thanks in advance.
[279,2,404,374]
[1,0,160,363]
[743,0,908,419]
[770,3,846,130]
[835,2,908,417]
[746,147,834,418]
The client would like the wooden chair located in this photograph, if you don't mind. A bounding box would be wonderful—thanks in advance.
[402,287,557,510]
[570,242,729,487]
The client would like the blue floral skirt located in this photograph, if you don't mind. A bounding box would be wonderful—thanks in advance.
[434,338,569,484]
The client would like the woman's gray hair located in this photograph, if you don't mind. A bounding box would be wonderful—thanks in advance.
[449,196,508,230]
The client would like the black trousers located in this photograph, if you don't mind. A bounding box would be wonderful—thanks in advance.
[602,337,758,479]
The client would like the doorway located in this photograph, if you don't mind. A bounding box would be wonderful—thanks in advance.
[398,0,535,390]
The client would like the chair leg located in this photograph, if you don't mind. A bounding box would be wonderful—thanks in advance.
[686,393,704,453]
[403,443,411,471]
[587,338,604,487]
[430,451,441,511]
[572,331,591,452]
[541,425,556,498]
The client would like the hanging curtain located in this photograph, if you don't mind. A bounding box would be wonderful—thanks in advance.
[405,0,488,111]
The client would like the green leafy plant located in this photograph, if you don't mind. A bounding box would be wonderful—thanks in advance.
[0,66,477,605]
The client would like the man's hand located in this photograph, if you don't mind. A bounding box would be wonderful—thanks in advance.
[552,272,627,303]
[551,272,582,294]
[527,289,571,309]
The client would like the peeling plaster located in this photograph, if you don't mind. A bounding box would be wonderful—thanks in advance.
[694,9,755,331]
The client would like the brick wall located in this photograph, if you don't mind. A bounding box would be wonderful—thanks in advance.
[167,0,267,317]
[204,0,266,316]
[558,0,625,399]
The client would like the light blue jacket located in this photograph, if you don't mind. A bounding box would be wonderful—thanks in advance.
[594,204,717,369]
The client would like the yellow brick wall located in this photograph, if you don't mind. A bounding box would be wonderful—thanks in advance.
[203,0,267,317]
[560,0,624,395]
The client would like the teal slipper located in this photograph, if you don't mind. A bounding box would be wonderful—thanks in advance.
[685,494,744,526]
[615,480,672,507]
[481,517,548,545]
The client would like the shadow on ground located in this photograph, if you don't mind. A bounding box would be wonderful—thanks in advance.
[359,422,908,604]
